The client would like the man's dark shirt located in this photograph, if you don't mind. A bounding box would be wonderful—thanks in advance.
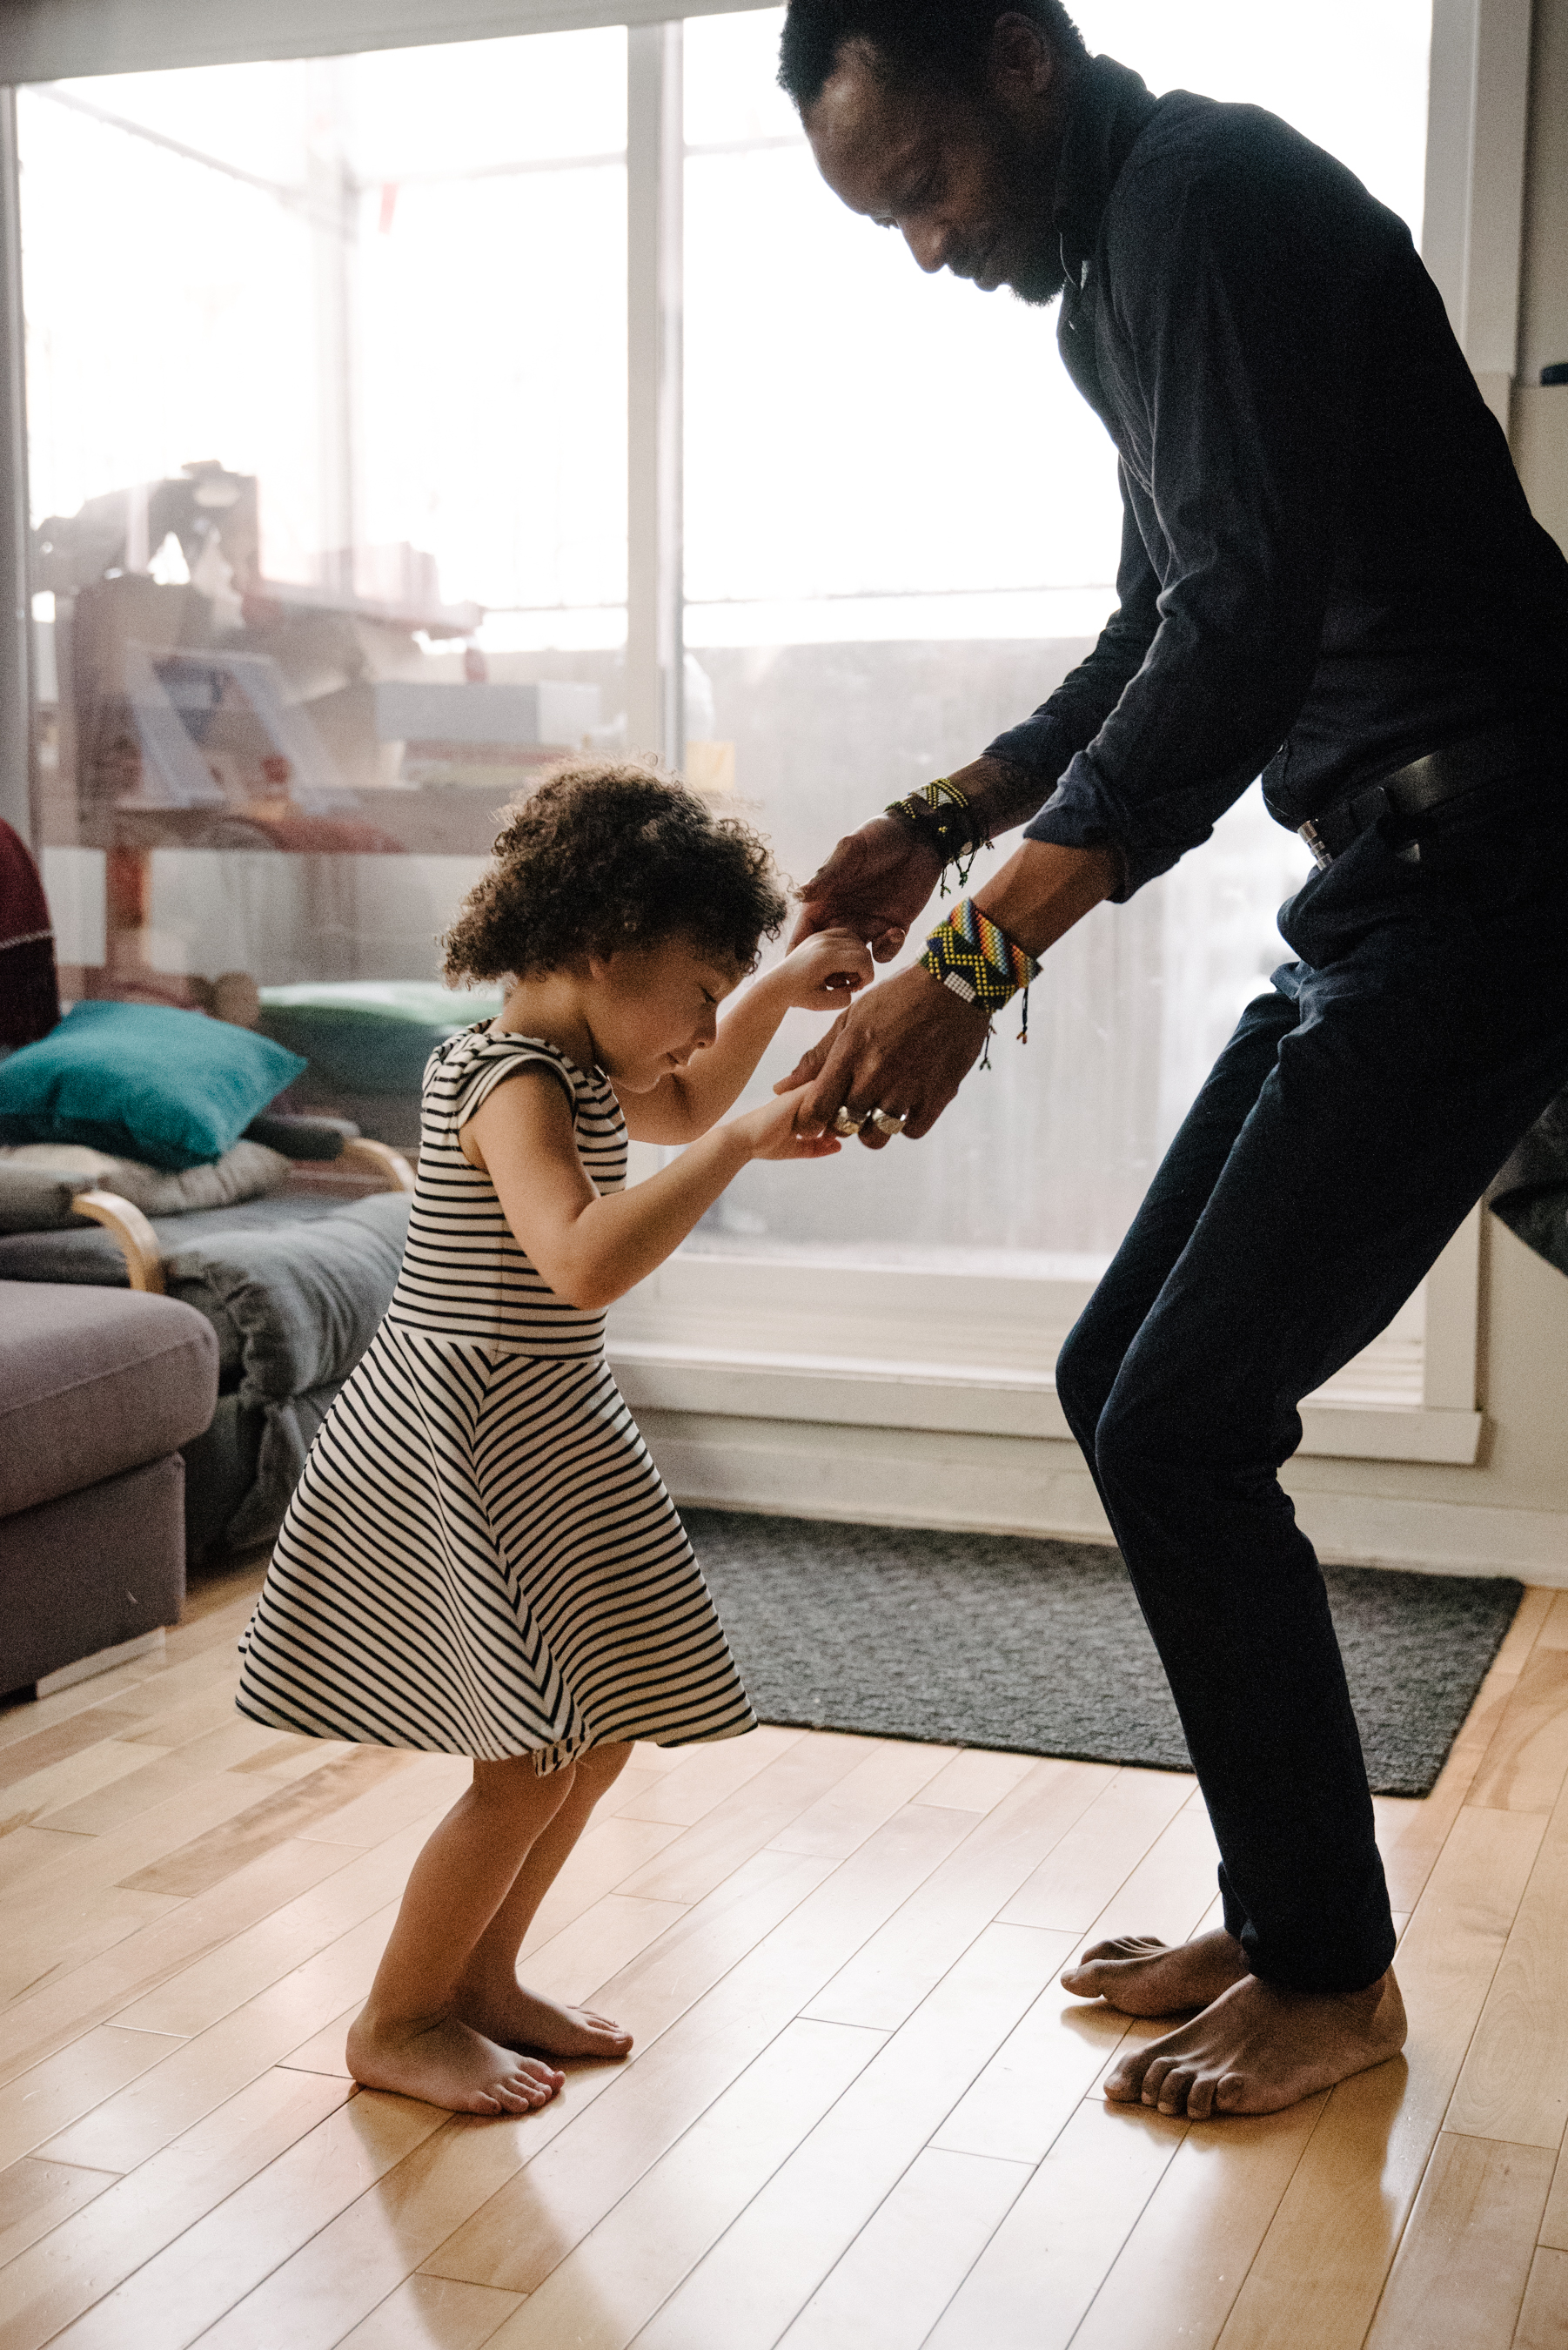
[988,55,1568,899]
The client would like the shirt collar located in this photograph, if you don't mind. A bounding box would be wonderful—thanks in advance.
[1053,53,1162,285]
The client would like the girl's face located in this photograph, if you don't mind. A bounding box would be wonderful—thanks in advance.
[586,934,743,1092]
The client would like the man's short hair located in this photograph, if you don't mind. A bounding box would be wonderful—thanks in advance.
[778,1,1089,114]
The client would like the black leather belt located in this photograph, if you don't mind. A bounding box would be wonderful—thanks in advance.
[1297,722,1565,870]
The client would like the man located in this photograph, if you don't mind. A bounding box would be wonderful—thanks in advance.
[777,0,1568,2118]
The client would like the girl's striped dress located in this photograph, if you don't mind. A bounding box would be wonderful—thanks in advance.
[236,1024,754,1773]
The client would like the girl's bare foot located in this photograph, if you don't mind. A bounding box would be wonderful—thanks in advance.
[346,2011,565,2115]
[1103,1966,1408,2118]
[461,1983,633,2062]
[1061,1928,1250,2016]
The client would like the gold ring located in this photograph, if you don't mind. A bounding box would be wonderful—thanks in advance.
[868,1108,908,1137]
[831,1106,867,1137]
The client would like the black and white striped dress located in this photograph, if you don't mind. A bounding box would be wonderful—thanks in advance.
[236,1024,754,1773]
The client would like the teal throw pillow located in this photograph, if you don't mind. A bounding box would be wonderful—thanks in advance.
[0,1002,307,1172]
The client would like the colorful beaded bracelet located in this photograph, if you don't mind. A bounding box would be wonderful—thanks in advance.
[919,899,1039,1055]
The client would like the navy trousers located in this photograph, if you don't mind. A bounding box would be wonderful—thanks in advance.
[1055,769,1568,1992]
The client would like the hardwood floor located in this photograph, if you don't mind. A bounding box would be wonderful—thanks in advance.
[2,1561,1566,2348]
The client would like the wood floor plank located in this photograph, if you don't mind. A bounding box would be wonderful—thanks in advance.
[110,1813,451,2037]
[1450,1799,1568,2147]
[620,1922,1067,2350]
[0,2026,178,2168]
[116,1749,417,1899]
[276,2003,358,2078]
[1528,1593,1568,1653]
[0,1709,151,1794]
[1214,1803,1549,2350]
[1068,1801,1223,1956]
[0,2069,351,2350]
[1467,1649,1568,1816]
[1067,2098,1328,2350]
[0,2158,118,2269]
[614,1726,806,1826]
[40,1907,398,2172]
[804,1759,1114,2033]
[0,1825,94,1892]
[604,1731,875,1909]
[517,1816,688,1958]
[913,1749,1038,1813]
[1,1765,322,2003]
[515,1895,689,2004]
[0,1734,175,1832]
[421,1803,978,2296]
[1362,2132,1553,2350]
[768,1737,961,1860]
[0,1837,358,2089]
[995,1767,1191,1935]
[296,1754,471,1848]
[34,2084,433,2350]
[773,2146,1030,2350]
[932,1957,1143,2166]
[333,2274,524,2350]
[921,2098,1186,2350]
[1513,2246,1568,2347]
[1,1890,187,2009]
[209,2018,881,2350]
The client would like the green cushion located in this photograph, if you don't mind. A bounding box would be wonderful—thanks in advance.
[257,980,501,1097]
[0,1002,307,1172]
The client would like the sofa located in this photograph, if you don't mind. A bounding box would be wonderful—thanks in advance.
[0,1282,218,1697]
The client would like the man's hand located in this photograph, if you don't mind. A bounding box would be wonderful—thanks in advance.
[775,965,993,1148]
[789,818,944,961]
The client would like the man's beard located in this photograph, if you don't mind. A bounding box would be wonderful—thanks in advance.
[986,99,1067,308]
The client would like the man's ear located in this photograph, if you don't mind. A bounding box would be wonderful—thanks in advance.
[989,10,1056,102]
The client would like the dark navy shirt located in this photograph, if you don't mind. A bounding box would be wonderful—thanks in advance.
[989,56,1568,899]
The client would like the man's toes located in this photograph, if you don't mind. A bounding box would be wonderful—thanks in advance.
[1139,2056,1175,2106]
[1184,2071,1219,2121]
[1156,2066,1197,2116]
[1215,2071,1250,2113]
[1103,2050,1149,2104]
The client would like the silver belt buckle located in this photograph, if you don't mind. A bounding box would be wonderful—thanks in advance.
[1298,817,1332,871]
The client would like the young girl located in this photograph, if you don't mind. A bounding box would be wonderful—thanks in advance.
[236,762,868,2117]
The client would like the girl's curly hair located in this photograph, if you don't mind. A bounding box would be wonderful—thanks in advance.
[442,759,789,986]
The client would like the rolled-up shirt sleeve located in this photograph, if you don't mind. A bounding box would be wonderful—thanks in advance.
[995,148,1347,899]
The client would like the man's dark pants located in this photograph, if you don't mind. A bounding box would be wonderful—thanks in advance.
[1055,769,1568,1993]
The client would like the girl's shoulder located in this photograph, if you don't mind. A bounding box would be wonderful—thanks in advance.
[428,1023,619,1128]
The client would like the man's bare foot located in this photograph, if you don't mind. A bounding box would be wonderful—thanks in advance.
[460,1983,633,2062]
[1103,1966,1407,2118]
[1062,1928,1250,2017]
[345,2011,565,2115]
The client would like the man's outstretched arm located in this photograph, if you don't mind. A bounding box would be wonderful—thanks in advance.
[786,834,1122,1147]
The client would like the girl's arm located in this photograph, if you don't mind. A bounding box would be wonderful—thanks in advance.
[620,927,872,1145]
[463,1069,839,1312]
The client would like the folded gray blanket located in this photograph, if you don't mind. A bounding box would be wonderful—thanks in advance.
[164,1193,410,1548]
[1491,1086,1568,1279]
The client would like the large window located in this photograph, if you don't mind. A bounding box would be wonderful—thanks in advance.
[673,2,1433,1273]
[21,0,1457,1427]
[25,28,627,1145]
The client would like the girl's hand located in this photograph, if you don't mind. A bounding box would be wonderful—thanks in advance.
[730,1084,843,1162]
[774,926,875,1011]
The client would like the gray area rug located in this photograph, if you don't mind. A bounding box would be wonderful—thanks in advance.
[686,1509,1523,1800]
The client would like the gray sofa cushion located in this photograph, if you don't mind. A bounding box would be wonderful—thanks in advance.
[0,1192,351,1286]
[0,1138,291,1219]
[0,1161,91,1232]
[0,1284,218,1517]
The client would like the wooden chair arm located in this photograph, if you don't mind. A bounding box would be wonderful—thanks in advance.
[338,1138,417,1193]
[71,1188,166,1293]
